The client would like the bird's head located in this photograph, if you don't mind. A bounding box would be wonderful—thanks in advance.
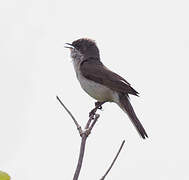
[65,38,100,60]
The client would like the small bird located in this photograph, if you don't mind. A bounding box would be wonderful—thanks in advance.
[65,38,148,139]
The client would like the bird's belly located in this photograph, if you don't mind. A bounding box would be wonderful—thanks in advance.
[78,75,114,102]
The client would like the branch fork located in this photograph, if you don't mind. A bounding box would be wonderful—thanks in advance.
[56,96,125,180]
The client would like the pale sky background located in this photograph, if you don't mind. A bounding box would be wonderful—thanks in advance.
[0,0,189,179]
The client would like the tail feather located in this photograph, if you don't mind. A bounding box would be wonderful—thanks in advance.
[118,95,148,139]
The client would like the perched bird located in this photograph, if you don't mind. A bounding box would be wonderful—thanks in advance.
[65,38,148,139]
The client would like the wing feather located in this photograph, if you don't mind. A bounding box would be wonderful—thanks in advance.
[80,58,139,96]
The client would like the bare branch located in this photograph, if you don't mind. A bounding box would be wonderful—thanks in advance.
[56,96,82,134]
[100,140,126,180]
[57,96,125,180]
[85,116,94,129]
[73,114,100,180]
[89,114,100,132]
[73,134,87,180]
[57,96,101,180]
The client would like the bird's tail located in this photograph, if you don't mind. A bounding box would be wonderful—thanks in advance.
[118,95,148,139]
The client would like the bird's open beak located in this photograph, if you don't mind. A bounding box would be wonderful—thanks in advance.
[64,43,74,49]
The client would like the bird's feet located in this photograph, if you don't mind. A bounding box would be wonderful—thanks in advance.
[89,101,106,117]
[95,101,103,110]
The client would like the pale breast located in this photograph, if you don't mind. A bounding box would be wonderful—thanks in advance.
[77,72,117,102]
[71,56,119,102]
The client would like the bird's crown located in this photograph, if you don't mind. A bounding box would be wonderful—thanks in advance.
[71,38,100,59]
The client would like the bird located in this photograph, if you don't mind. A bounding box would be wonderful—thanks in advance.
[65,38,148,139]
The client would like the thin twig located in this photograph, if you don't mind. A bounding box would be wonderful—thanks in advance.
[100,140,126,180]
[56,96,82,134]
[89,114,100,132]
[85,116,94,129]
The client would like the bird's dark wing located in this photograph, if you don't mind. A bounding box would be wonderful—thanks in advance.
[80,58,139,96]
